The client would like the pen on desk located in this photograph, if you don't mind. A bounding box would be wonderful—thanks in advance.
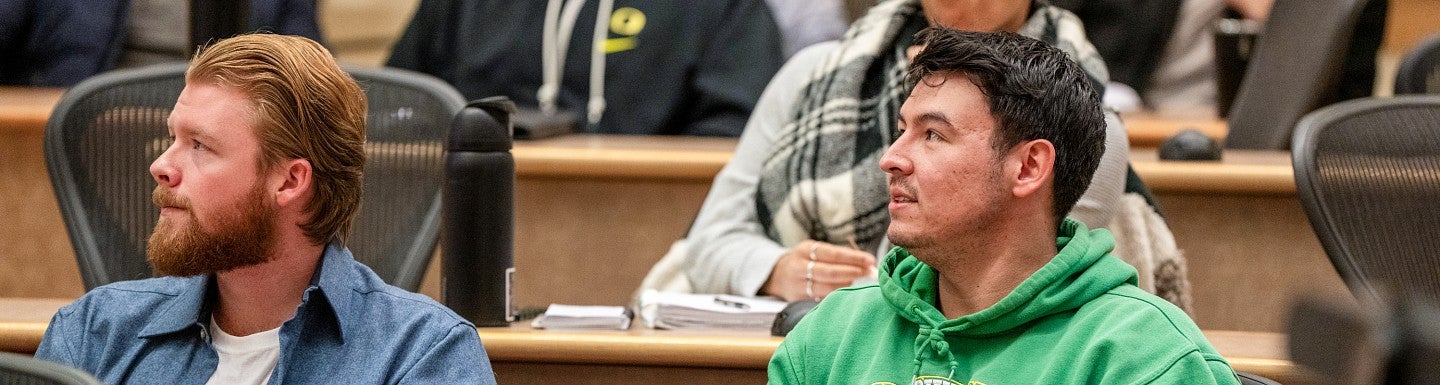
[714,296,751,310]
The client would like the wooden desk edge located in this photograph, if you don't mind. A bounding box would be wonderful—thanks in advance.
[1126,120,1228,148]
[1132,162,1296,196]
[512,146,730,181]
[3,87,1227,148]
[0,87,63,134]
[0,322,49,355]
[0,116,49,133]
[0,314,1309,381]
[475,327,1306,380]
[509,142,1298,196]
[5,90,1281,194]
[479,329,781,368]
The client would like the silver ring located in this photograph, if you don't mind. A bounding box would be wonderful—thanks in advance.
[805,260,816,299]
[808,242,819,261]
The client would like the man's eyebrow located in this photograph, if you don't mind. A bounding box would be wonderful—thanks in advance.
[914,111,953,128]
[172,125,220,144]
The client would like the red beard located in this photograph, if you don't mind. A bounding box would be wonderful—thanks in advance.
[147,184,277,277]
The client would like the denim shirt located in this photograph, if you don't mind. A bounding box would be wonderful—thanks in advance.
[35,244,497,384]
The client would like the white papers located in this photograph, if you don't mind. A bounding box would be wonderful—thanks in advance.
[531,304,632,330]
[637,290,787,330]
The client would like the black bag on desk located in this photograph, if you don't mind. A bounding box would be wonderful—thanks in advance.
[511,108,578,140]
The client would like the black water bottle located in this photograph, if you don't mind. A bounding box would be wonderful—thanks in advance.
[443,96,516,326]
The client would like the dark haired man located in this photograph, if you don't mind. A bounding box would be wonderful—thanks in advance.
[768,28,1238,384]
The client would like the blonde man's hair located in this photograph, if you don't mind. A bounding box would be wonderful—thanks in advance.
[187,33,367,245]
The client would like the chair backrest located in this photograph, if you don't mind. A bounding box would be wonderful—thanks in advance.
[344,66,466,291]
[1395,33,1440,95]
[0,352,102,385]
[1291,95,1440,303]
[1223,0,1368,150]
[45,63,464,292]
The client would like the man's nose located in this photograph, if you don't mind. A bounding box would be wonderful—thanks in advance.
[150,144,179,188]
[879,142,912,176]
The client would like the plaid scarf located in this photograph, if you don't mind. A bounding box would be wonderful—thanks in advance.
[755,0,1109,252]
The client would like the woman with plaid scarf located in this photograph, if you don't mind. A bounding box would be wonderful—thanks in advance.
[679,0,1129,301]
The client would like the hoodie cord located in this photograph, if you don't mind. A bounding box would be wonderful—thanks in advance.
[912,324,958,380]
[587,0,613,124]
[539,0,611,124]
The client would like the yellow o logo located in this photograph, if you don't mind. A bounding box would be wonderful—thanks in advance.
[610,7,646,36]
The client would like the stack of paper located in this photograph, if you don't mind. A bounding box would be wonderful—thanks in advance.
[637,291,787,330]
[531,304,633,330]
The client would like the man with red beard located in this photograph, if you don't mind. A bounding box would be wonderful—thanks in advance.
[35,34,497,384]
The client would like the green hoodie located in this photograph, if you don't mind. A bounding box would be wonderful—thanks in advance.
[769,219,1239,385]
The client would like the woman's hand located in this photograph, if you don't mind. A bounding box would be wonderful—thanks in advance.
[761,240,877,301]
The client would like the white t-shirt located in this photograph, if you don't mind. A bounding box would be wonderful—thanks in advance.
[205,317,281,385]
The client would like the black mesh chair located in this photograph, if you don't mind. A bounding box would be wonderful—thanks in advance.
[1291,95,1440,304]
[0,352,101,385]
[1395,33,1440,95]
[45,63,464,292]
[1223,0,1369,150]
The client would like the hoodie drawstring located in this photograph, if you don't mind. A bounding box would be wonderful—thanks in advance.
[587,0,613,124]
[912,324,958,381]
[540,0,611,124]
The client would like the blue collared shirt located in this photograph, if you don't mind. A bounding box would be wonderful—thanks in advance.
[36,243,497,384]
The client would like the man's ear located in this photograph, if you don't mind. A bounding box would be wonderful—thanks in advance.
[1010,139,1054,199]
[273,158,313,209]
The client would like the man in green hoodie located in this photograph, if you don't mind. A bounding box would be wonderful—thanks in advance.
[768,28,1241,385]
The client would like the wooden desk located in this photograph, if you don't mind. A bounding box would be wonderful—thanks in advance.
[0,87,62,133]
[1121,110,1228,147]
[509,136,1289,190]
[1129,148,1349,333]
[512,134,733,181]
[2,88,1342,335]
[1131,147,1294,195]
[0,298,1320,385]
[423,141,1344,335]
[0,88,78,305]
[0,87,1224,148]
[493,135,733,312]
[0,298,59,354]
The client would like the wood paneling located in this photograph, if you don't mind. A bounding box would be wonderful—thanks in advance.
[1383,0,1440,56]
[0,131,85,299]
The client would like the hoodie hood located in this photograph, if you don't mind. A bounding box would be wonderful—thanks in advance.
[879,218,1137,378]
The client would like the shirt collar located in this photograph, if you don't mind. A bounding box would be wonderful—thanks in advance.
[312,242,361,342]
[137,243,359,342]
